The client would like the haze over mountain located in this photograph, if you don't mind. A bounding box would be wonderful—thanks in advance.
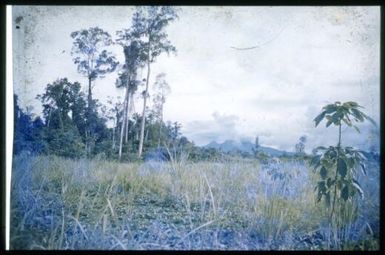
[204,139,294,156]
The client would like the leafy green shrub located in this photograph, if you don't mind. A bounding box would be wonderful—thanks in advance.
[311,101,376,248]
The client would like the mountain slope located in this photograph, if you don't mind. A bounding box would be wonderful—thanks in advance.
[204,140,293,156]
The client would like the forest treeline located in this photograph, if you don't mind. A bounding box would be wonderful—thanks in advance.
[13,88,197,161]
[13,6,190,161]
[12,87,313,163]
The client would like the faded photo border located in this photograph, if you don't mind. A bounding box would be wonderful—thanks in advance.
[1,5,6,252]
[4,5,13,251]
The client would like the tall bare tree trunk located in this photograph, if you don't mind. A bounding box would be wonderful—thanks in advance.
[124,88,130,143]
[47,109,52,129]
[88,77,92,109]
[126,92,135,148]
[112,119,116,150]
[86,76,92,157]
[125,92,131,142]
[59,112,64,131]
[157,123,162,148]
[85,131,89,157]
[330,124,342,222]
[138,60,151,158]
[144,128,148,144]
[157,104,163,148]
[118,84,129,160]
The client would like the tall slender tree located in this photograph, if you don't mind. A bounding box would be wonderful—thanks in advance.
[152,73,171,147]
[252,136,260,157]
[131,6,178,158]
[71,27,118,156]
[295,135,307,155]
[71,27,118,109]
[106,96,123,150]
[116,26,146,160]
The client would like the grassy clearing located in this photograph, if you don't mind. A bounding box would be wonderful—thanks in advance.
[10,153,379,250]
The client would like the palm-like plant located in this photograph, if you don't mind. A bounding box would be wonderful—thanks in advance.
[311,101,376,226]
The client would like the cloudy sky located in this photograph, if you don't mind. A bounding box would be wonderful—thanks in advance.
[11,6,380,152]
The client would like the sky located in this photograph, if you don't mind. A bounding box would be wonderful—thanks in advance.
[11,6,380,152]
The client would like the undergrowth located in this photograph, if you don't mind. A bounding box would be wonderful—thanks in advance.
[10,153,379,250]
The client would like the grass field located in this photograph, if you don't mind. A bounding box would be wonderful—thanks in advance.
[10,153,380,250]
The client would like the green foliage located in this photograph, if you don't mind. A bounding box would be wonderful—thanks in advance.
[311,101,375,246]
[31,78,113,158]
[132,6,179,63]
[71,27,118,82]
[13,95,47,155]
[44,124,85,158]
[311,146,367,201]
[313,101,375,130]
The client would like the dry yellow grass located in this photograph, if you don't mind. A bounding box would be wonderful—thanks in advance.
[10,153,379,250]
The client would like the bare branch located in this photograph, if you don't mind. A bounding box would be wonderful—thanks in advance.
[230,23,288,51]
[230,46,260,50]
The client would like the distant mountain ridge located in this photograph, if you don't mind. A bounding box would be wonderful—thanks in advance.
[204,140,294,156]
